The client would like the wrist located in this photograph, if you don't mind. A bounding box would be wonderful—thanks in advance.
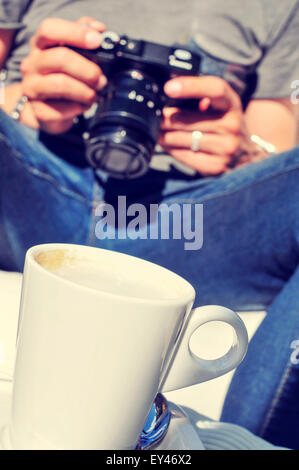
[0,82,39,129]
[250,134,277,155]
[229,132,276,169]
[0,82,23,114]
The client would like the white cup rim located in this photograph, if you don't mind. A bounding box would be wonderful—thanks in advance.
[26,244,195,306]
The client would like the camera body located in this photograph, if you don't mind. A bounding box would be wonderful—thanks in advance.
[72,32,252,179]
[80,31,202,78]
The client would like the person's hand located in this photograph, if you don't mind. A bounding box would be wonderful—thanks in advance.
[158,76,261,175]
[20,17,107,134]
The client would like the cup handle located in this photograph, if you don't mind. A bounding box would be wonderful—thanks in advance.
[161,305,248,393]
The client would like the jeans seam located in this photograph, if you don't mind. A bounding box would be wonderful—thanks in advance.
[259,362,293,438]
[0,133,94,207]
[164,161,299,204]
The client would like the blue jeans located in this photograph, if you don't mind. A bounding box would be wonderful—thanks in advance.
[0,109,298,448]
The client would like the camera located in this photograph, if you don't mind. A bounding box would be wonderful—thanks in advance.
[72,32,254,179]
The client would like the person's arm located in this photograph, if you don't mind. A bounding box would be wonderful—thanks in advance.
[0,28,39,126]
[245,98,298,152]
[0,28,15,65]
[0,28,22,116]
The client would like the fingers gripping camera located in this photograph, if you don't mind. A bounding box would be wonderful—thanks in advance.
[72,32,254,179]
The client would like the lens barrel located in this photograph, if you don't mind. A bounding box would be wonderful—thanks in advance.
[86,69,165,179]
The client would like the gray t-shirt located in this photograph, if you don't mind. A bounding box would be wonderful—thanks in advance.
[1,0,299,99]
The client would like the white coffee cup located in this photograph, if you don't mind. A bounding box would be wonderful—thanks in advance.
[4,244,248,450]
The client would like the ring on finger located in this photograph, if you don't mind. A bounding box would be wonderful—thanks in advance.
[191,130,203,152]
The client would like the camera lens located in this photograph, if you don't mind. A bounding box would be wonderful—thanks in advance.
[86,126,152,178]
[86,69,165,179]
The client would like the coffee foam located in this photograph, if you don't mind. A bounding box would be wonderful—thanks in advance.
[35,249,77,272]
[35,248,187,300]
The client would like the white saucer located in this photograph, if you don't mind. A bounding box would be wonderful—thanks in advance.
[0,379,204,450]
[155,402,205,450]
